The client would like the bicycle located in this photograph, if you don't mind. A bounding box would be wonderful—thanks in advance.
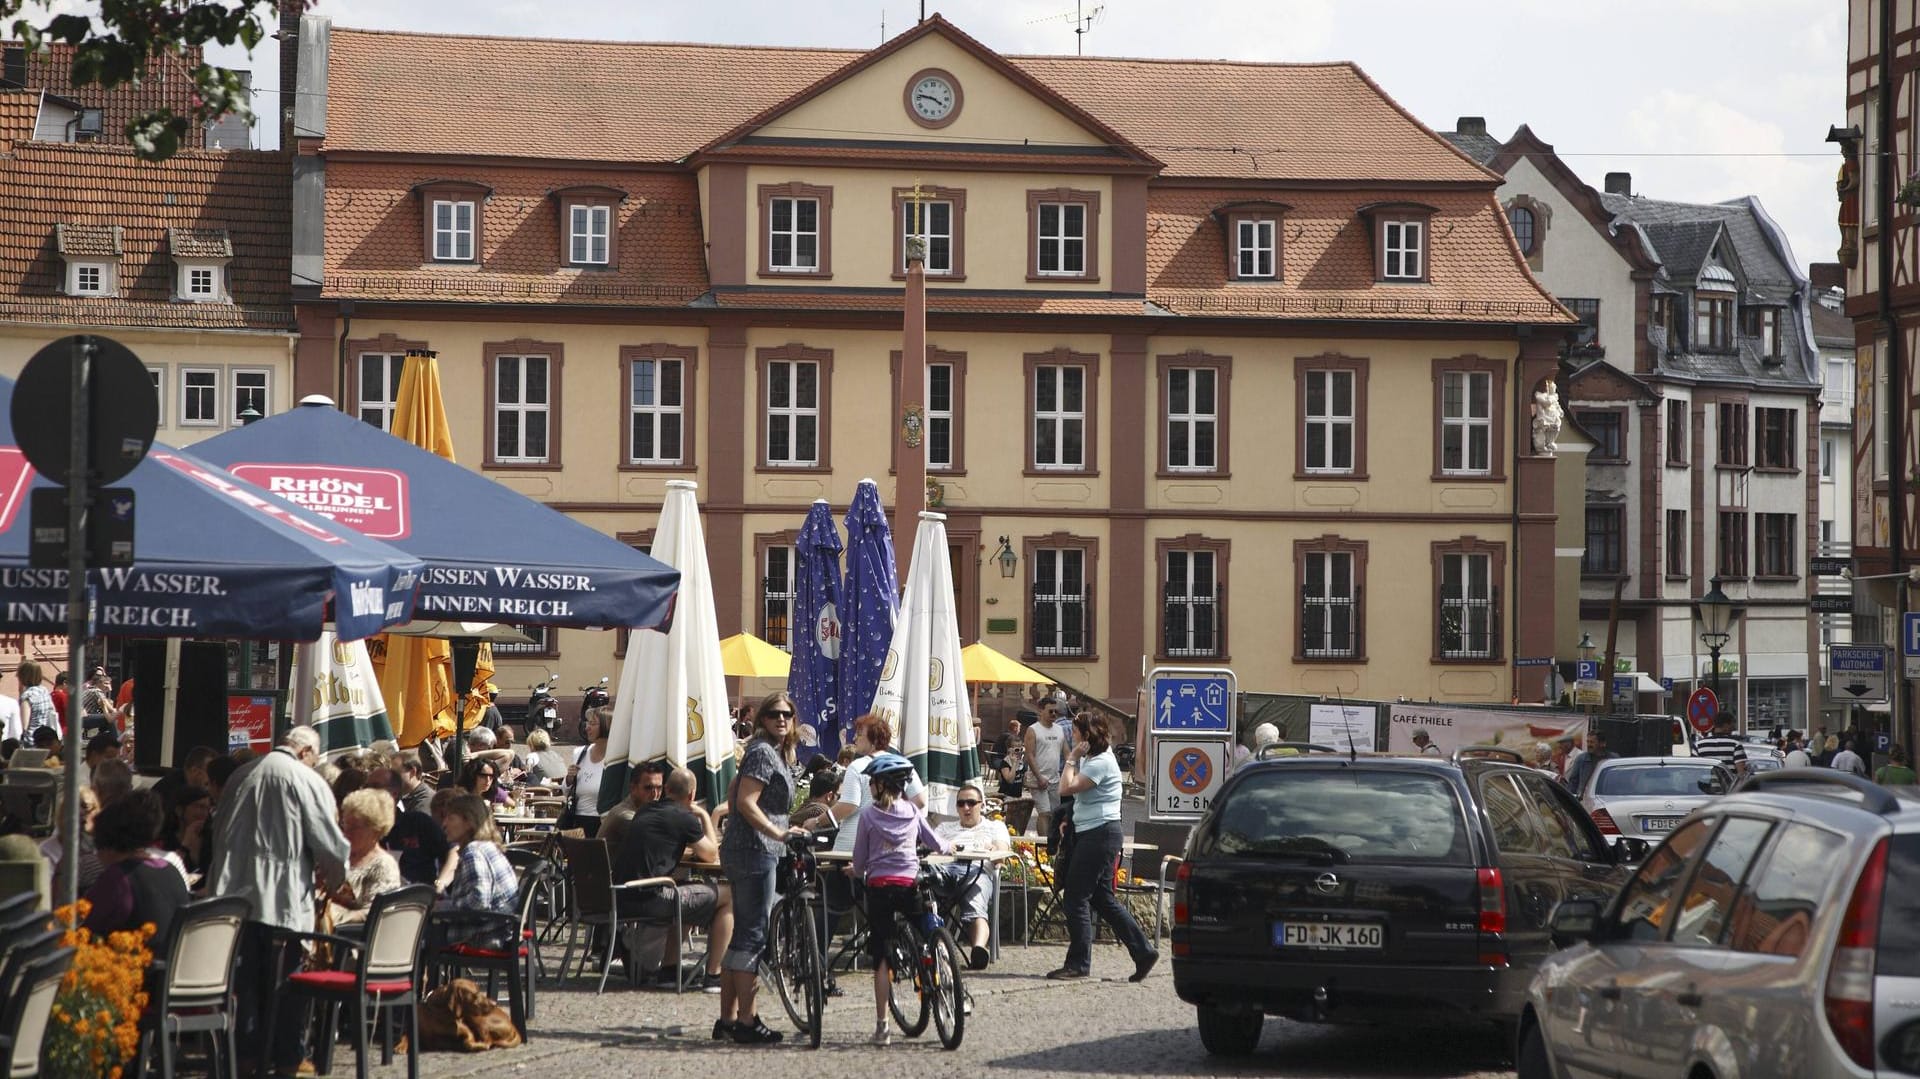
[763,832,829,1048]
[880,859,970,1050]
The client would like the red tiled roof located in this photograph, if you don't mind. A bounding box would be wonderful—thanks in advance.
[0,89,38,153]
[701,143,1144,172]
[54,224,121,256]
[17,41,206,149]
[167,228,232,259]
[708,289,1147,316]
[322,27,1492,183]
[0,143,291,330]
[1146,187,1570,323]
[320,160,708,305]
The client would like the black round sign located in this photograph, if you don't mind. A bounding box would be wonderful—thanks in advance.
[10,335,158,485]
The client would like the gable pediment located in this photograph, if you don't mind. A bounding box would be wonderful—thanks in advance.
[1566,361,1656,404]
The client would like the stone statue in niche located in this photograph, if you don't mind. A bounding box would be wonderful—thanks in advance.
[1531,378,1564,456]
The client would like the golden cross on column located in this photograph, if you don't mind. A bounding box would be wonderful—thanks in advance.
[905,179,928,264]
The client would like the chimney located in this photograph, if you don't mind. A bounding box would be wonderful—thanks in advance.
[2,45,25,87]
[1604,172,1633,197]
[1455,116,1487,136]
[1810,262,1845,292]
[279,0,302,148]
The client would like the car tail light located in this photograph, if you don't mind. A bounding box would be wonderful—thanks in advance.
[1825,837,1888,1070]
[1173,861,1192,926]
[1591,808,1620,835]
[1476,867,1506,934]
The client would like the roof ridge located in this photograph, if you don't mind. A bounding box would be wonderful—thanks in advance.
[1340,62,1502,185]
[1010,53,1357,70]
[328,24,862,54]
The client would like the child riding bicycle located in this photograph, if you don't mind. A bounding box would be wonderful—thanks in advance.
[849,752,950,1046]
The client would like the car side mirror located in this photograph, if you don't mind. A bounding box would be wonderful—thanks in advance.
[1698,776,1727,795]
[1613,837,1652,865]
[1549,898,1603,947]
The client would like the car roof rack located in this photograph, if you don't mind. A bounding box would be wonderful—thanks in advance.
[1255,742,1338,760]
[1734,769,1902,815]
[1451,745,1525,765]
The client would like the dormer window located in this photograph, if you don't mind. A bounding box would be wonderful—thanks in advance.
[167,229,233,303]
[180,264,220,300]
[569,206,609,265]
[1215,201,1290,282]
[1694,263,1737,352]
[70,262,109,295]
[550,185,625,269]
[1746,306,1782,359]
[54,223,121,297]
[412,180,492,265]
[1359,203,1435,283]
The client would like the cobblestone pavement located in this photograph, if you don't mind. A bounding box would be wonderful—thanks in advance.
[330,943,1513,1079]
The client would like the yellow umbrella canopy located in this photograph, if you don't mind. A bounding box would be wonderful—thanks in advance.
[959,641,1052,685]
[374,349,457,747]
[719,633,792,679]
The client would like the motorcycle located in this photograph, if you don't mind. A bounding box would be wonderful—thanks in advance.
[577,675,610,741]
[526,674,561,736]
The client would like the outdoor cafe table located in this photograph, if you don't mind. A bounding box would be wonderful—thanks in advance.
[492,814,555,843]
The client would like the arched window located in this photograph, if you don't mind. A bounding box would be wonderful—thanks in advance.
[1507,205,1537,255]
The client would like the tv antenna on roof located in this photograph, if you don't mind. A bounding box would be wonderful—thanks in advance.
[1029,0,1106,55]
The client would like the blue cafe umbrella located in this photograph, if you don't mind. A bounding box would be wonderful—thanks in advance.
[194,397,679,631]
[836,478,898,747]
[0,376,423,643]
[786,499,843,760]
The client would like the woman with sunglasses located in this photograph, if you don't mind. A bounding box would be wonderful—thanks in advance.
[715,691,805,1045]
[933,781,1011,970]
[457,758,516,809]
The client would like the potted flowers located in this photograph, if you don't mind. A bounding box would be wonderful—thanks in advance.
[45,902,153,1079]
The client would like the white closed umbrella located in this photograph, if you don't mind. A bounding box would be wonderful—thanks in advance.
[603,480,736,808]
[870,511,981,816]
[292,630,394,755]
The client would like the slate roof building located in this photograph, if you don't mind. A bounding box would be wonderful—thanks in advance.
[1446,118,1820,731]
[286,14,1577,710]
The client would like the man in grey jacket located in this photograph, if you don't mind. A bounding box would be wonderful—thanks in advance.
[211,725,349,1076]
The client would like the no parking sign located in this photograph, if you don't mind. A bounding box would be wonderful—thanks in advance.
[1152,738,1229,818]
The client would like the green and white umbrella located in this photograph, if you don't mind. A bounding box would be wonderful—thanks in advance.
[870,511,981,815]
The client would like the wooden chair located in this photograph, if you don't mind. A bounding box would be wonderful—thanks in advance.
[554,836,682,995]
[0,948,73,1078]
[271,885,434,1079]
[141,895,251,1079]
[1124,821,1192,941]
[1002,798,1035,836]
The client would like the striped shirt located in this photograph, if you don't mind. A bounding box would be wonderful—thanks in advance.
[1692,735,1747,763]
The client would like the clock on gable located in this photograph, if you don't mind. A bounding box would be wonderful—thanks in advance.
[905,68,961,128]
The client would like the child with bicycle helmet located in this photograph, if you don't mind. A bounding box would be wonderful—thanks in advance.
[850,751,949,1045]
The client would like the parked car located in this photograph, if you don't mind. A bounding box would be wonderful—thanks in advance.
[1519,770,1920,1079]
[1171,747,1642,1057]
[1582,756,1732,846]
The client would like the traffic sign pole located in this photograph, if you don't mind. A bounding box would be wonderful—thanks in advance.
[59,337,88,918]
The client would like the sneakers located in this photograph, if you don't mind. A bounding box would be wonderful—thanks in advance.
[1130,950,1160,983]
[711,1019,735,1041]
[968,945,990,971]
[824,978,845,999]
[731,1015,784,1045]
[700,970,723,994]
[870,1026,891,1047]
[1045,967,1088,981]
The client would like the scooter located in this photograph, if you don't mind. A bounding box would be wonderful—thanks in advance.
[526,675,561,736]
[578,675,610,741]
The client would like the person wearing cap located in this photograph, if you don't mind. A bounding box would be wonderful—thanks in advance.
[1411,730,1441,756]
[477,682,505,733]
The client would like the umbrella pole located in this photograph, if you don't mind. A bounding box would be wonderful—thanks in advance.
[59,336,89,917]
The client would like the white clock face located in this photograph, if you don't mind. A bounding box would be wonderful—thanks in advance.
[910,75,956,122]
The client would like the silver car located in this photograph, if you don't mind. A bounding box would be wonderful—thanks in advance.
[1581,756,1731,846]
[1518,770,1920,1079]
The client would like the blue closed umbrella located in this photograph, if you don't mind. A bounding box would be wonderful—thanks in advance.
[0,376,423,642]
[786,499,843,761]
[836,479,897,748]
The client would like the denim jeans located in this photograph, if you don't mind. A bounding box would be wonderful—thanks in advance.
[1061,820,1153,973]
[721,849,777,973]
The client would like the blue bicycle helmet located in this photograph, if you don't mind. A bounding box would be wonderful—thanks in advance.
[865,751,916,783]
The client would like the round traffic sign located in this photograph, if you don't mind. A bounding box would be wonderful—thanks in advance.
[1168,746,1213,792]
[1687,687,1719,734]
[11,334,157,485]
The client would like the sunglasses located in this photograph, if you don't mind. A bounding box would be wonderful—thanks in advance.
[767,709,794,718]
[956,799,982,807]
[477,770,496,779]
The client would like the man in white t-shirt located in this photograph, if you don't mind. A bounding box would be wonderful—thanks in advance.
[933,781,1011,971]
[1023,700,1070,835]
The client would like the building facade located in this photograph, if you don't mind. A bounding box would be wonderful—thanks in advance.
[284,15,1573,706]
[1446,120,1822,731]
[1811,263,1857,728]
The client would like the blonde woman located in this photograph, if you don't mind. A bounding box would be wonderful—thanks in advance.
[329,788,404,927]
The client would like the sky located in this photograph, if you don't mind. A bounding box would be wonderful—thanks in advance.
[210,0,1848,274]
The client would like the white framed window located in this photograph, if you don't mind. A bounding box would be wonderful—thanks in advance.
[1162,549,1220,659]
[180,367,220,427]
[1304,369,1355,473]
[927,361,955,470]
[768,197,820,272]
[176,263,223,301]
[1165,366,1217,472]
[903,200,953,274]
[432,199,475,261]
[765,359,820,467]
[1302,550,1356,658]
[492,354,551,463]
[629,356,684,465]
[568,204,610,266]
[1033,363,1086,470]
[761,545,798,651]
[1235,218,1276,278]
[68,261,110,296]
[1381,218,1424,280]
[357,353,405,431]
[230,369,270,425]
[1438,552,1495,659]
[1440,370,1492,475]
[1032,547,1089,657]
[1035,202,1087,276]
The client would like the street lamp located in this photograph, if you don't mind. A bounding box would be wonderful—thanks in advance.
[1696,576,1737,698]
[993,536,1017,579]
[1577,632,1596,662]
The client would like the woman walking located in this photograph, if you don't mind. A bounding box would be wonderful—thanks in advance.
[715,691,802,1045]
[1047,713,1157,983]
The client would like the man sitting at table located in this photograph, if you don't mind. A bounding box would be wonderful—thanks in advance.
[932,781,1011,971]
[599,760,670,848]
[614,766,730,992]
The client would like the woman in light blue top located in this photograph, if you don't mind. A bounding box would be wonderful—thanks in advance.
[1048,712,1157,983]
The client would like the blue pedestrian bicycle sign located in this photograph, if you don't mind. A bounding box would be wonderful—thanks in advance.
[1148,667,1236,735]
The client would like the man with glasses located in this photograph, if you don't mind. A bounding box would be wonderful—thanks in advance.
[933,781,1011,970]
[599,760,671,848]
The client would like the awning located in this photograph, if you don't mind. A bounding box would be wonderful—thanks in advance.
[1625,672,1667,694]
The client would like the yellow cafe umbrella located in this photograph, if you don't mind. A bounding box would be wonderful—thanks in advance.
[462,641,496,731]
[373,349,457,747]
[959,641,1052,685]
[719,633,792,679]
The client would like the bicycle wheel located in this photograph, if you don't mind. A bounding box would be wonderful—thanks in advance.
[887,916,930,1037]
[767,899,808,1033]
[793,898,825,1049]
[928,926,966,1050]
